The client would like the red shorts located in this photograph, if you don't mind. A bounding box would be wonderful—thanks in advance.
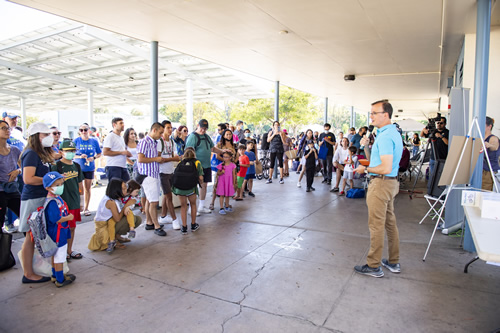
[68,209,81,228]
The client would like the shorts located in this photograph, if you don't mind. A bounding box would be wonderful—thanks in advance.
[203,168,212,183]
[54,244,68,264]
[300,156,306,166]
[142,176,161,202]
[82,171,94,180]
[19,197,46,233]
[343,171,354,180]
[244,173,256,180]
[67,209,81,228]
[237,176,245,188]
[160,173,173,194]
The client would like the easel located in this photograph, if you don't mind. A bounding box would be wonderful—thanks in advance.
[422,117,499,261]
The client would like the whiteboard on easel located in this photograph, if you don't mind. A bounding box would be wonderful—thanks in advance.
[439,136,483,186]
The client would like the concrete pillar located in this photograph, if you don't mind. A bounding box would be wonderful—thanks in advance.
[274,81,279,122]
[20,97,26,132]
[324,97,328,124]
[186,78,193,132]
[87,89,94,128]
[151,41,159,124]
[465,0,492,252]
[350,106,356,128]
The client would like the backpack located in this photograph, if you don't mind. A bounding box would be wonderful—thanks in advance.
[28,197,69,258]
[260,132,269,151]
[192,133,211,150]
[346,188,366,199]
[173,158,199,190]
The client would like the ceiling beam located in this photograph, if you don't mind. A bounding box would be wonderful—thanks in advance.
[0,23,84,51]
[0,88,84,109]
[84,25,248,103]
[0,59,145,104]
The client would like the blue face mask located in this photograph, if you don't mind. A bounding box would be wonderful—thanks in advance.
[52,184,64,196]
[245,133,250,138]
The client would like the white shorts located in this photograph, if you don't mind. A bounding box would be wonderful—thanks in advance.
[54,244,68,264]
[300,156,307,166]
[142,176,161,202]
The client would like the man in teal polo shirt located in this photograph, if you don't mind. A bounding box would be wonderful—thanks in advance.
[353,100,403,278]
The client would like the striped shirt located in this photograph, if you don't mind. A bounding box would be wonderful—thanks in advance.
[137,135,159,178]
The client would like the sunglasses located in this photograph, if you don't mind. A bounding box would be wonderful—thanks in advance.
[79,128,89,132]
[182,130,188,133]
[52,131,61,135]
[437,122,444,125]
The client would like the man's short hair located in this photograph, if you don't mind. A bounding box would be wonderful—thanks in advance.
[236,120,244,125]
[161,120,171,126]
[439,117,447,124]
[112,117,123,125]
[218,123,227,130]
[371,100,393,118]
[244,128,250,133]
[150,122,164,131]
[350,127,355,131]
[348,146,357,154]
[324,123,331,129]
[238,144,246,150]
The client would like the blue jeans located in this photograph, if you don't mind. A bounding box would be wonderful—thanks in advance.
[412,146,419,157]
[105,166,130,182]
[429,159,436,179]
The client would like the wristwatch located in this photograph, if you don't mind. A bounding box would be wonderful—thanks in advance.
[364,166,368,174]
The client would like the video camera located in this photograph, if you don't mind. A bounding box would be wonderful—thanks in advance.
[425,113,442,134]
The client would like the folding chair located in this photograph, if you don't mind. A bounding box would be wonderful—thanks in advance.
[418,187,449,227]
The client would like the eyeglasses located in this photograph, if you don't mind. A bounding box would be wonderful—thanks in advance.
[370,111,386,116]
[437,122,444,125]
[79,128,88,132]
[0,126,11,131]
[52,131,61,136]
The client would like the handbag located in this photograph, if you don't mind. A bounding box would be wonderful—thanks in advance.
[211,153,222,172]
[318,144,328,160]
[255,161,263,175]
[285,150,297,160]
[1,181,20,194]
[0,232,16,272]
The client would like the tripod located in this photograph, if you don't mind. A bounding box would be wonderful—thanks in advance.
[409,136,437,199]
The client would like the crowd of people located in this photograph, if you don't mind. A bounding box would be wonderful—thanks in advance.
[1,106,499,286]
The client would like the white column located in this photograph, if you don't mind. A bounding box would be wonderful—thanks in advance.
[20,97,26,132]
[186,78,194,131]
[88,89,94,127]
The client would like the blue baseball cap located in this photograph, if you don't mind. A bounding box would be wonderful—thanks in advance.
[2,111,19,119]
[43,172,64,188]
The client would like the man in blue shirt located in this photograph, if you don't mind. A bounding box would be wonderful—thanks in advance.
[353,100,403,278]
[350,126,368,152]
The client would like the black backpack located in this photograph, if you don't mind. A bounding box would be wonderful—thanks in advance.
[173,158,199,190]
[260,132,269,151]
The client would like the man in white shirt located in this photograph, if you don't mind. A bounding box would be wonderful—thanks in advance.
[158,120,181,229]
[103,117,132,181]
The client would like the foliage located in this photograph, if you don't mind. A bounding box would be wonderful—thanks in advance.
[130,108,143,116]
[93,107,109,114]
[26,114,41,129]
[328,105,351,134]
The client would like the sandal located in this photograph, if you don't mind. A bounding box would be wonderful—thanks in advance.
[114,242,126,249]
[209,203,214,210]
[69,251,83,260]
[84,210,91,216]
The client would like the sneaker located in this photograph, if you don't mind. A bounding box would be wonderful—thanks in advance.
[310,186,316,191]
[339,191,345,196]
[327,181,332,186]
[191,223,200,232]
[145,224,155,230]
[128,230,136,239]
[381,259,401,273]
[159,215,173,224]
[198,207,212,214]
[306,188,311,192]
[181,226,188,235]
[248,192,255,197]
[297,182,301,188]
[2,224,17,233]
[51,273,76,283]
[296,171,300,174]
[330,187,339,192]
[172,219,181,230]
[188,209,201,217]
[266,179,272,184]
[354,264,384,278]
[322,179,327,184]
[225,206,233,212]
[279,178,284,184]
[55,279,73,288]
[106,240,116,254]
[219,208,226,215]
[154,228,167,236]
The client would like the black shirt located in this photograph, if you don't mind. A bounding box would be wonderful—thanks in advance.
[305,147,316,168]
[318,132,336,156]
[429,128,449,160]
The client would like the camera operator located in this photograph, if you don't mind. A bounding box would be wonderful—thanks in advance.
[420,116,449,176]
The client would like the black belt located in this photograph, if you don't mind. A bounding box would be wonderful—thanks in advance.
[370,175,397,180]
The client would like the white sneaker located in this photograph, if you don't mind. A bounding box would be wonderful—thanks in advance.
[172,219,181,230]
[187,208,201,217]
[198,207,212,214]
[159,215,173,224]
[297,182,301,188]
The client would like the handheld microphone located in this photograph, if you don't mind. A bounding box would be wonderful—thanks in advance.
[360,125,374,150]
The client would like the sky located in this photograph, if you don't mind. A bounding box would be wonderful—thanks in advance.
[0,0,64,42]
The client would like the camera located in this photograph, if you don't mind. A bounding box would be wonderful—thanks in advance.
[425,113,442,135]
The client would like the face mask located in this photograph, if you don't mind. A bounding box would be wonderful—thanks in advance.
[324,130,329,134]
[245,133,250,138]
[64,152,75,160]
[41,135,54,148]
[52,184,64,195]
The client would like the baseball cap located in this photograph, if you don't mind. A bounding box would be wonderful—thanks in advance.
[60,139,76,150]
[27,122,51,136]
[2,111,19,119]
[43,171,64,188]
[283,129,288,135]
[198,119,209,129]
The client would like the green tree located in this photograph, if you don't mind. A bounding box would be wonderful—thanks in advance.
[130,108,143,116]
[94,107,108,114]
[328,105,351,134]
[26,114,41,129]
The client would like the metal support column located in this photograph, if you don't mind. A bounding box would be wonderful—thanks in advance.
[350,106,356,128]
[151,41,159,124]
[367,112,370,127]
[20,97,26,132]
[465,0,491,252]
[324,97,329,124]
[87,90,94,128]
[186,78,194,132]
[274,81,279,179]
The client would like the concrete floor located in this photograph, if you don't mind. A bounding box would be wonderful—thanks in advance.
[1,173,499,333]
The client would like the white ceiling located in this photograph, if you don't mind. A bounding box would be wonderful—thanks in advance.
[7,0,500,118]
